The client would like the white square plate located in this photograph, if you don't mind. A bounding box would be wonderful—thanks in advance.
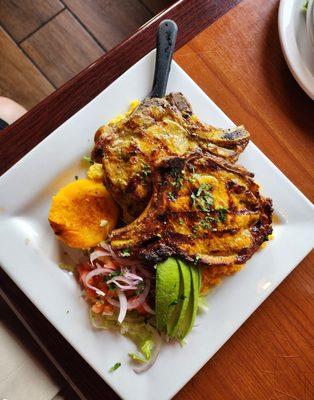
[0,51,313,400]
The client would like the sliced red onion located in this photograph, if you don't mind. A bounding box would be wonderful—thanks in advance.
[127,279,150,309]
[84,268,112,296]
[124,272,143,281]
[143,302,155,315]
[94,262,114,273]
[133,327,161,374]
[108,282,137,290]
[99,242,139,267]
[90,250,110,265]
[107,279,150,310]
[117,289,127,323]
[106,276,140,290]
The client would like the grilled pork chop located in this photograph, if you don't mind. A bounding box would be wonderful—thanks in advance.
[92,93,250,222]
[109,153,273,266]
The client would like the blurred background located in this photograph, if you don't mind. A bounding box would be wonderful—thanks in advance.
[0,0,173,111]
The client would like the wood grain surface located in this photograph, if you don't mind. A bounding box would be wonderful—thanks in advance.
[142,0,175,14]
[0,0,240,176]
[174,0,314,202]
[0,27,55,109]
[63,0,153,49]
[21,10,104,87]
[0,0,64,42]
[0,0,313,399]
[172,1,314,399]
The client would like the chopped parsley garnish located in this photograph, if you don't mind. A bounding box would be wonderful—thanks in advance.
[179,218,184,225]
[108,283,116,290]
[199,216,215,230]
[170,169,184,189]
[196,183,212,197]
[120,248,131,257]
[194,254,201,264]
[141,163,152,181]
[109,362,121,372]
[82,155,94,164]
[191,183,213,212]
[168,192,176,201]
[103,269,123,289]
[192,225,199,234]
[218,208,228,222]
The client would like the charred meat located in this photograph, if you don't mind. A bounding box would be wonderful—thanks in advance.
[92,93,250,222]
[109,153,273,267]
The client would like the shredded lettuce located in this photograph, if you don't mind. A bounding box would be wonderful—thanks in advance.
[302,1,308,12]
[58,262,75,273]
[127,324,155,362]
[90,309,157,363]
[197,296,209,313]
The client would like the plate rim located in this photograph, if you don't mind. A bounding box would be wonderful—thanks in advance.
[278,0,314,99]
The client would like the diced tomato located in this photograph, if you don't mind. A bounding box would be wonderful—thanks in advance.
[135,302,150,315]
[91,301,104,314]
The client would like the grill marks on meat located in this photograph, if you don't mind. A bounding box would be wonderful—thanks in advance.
[92,93,250,222]
[109,153,273,267]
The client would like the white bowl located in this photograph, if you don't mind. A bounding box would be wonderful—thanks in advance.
[305,0,314,48]
[279,0,314,99]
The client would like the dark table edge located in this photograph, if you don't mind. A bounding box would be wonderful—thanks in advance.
[0,1,242,399]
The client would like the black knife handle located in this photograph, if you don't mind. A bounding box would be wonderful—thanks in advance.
[149,19,178,98]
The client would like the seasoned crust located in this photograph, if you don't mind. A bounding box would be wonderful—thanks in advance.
[109,153,273,267]
[92,93,250,222]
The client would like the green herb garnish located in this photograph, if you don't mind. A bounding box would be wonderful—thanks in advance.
[82,155,94,164]
[217,208,228,222]
[199,216,214,230]
[168,192,176,201]
[191,183,213,212]
[194,254,201,264]
[121,248,131,257]
[109,362,121,372]
[141,163,152,181]
[170,169,184,189]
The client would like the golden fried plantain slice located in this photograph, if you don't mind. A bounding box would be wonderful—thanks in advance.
[49,179,119,249]
[92,93,250,222]
[109,153,272,267]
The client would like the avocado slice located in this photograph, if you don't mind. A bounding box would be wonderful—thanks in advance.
[176,264,201,340]
[167,259,191,338]
[156,257,181,332]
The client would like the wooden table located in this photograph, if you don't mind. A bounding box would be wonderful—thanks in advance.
[0,0,313,399]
